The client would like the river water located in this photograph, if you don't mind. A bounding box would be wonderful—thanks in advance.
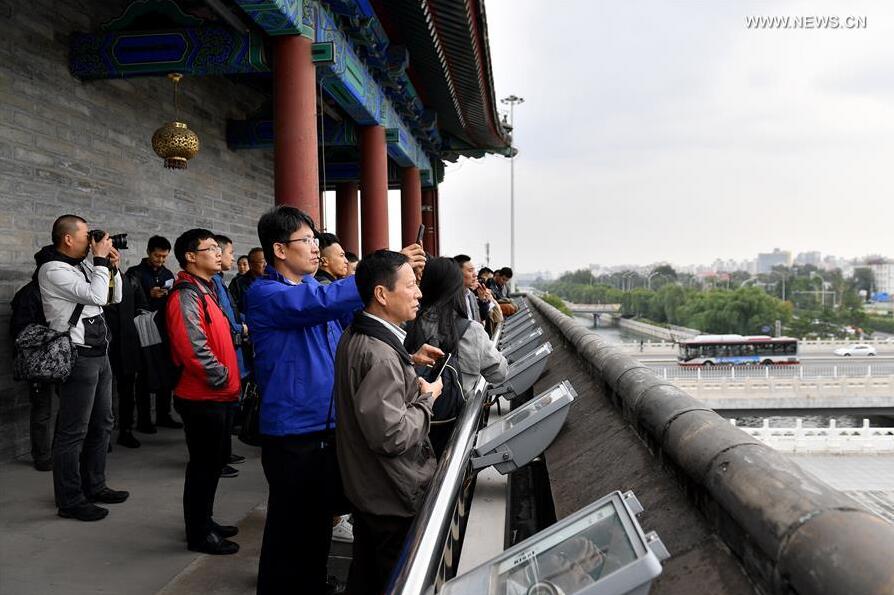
[569,315,885,428]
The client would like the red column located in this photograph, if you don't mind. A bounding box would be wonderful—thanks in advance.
[335,182,359,255]
[421,188,435,255]
[359,125,389,255]
[274,36,319,223]
[400,167,422,247]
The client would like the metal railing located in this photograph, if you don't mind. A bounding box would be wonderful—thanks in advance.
[654,362,894,380]
[388,324,503,594]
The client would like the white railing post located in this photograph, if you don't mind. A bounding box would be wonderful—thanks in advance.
[799,366,804,379]
[663,368,668,380]
[697,368,701,381]
[834,365,838,378]
[765,366,770,379]
[731,366,735,380]
[867,365,871,378]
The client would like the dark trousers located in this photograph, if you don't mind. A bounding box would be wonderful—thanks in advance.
[53,355,114,509]
[29,382,54,464]
[347,511,414,595]
[115,372,137,432]
[136,377,172,423]
[173,397,230,544]
[257,433,346,595]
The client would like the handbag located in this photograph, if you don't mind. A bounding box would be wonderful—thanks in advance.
[13,303,85,383]
[238,380,262,447]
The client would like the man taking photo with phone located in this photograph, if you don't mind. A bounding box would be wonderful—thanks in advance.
[333,249,444,595]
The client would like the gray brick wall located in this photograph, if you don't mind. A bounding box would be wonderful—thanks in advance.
[0,0,275,461]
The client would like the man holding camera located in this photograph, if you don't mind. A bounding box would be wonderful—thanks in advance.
[38,215,128,522]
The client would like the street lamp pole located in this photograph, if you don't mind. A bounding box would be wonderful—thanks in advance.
[501,94,524,292]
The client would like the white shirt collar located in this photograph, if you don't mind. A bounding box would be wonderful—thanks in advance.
[362,311,407,343]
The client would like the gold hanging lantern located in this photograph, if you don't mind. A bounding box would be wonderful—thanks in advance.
[151,73,199,170]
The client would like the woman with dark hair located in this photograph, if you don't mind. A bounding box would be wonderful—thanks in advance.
[405,258,507,456]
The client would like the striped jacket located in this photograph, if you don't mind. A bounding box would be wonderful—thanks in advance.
[166,271,240,402]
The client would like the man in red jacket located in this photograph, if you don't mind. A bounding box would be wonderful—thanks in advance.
[166,229,242,555]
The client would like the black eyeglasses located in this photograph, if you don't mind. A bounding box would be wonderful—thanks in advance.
[191,246,222,254]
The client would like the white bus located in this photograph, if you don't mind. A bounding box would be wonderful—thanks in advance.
[677,335,799,366]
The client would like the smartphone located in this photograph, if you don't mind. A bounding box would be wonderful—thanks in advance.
[423,353,452,383]
[416,223,426,246]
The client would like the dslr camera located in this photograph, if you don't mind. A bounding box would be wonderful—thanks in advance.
[90,230,128,250]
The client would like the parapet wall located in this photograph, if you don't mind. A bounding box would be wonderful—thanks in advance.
[530,294,894,595]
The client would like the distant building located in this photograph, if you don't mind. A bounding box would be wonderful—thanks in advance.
[868,261,894,294]
[757,249,792,274]
[795,251,822,267]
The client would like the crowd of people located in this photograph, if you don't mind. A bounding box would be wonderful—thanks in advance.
[10,207,517,594]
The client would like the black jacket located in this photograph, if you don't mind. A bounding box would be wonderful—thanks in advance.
[104,274,148,377]
[126,259,174,312]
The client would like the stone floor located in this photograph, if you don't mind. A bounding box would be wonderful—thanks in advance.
[0,425,351,595]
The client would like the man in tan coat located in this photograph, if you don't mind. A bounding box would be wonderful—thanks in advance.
[334,249,443,595]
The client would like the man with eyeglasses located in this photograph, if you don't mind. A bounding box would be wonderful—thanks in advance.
[246,206,429,595]
[166,229,242,555]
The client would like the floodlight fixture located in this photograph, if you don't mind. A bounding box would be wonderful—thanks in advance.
[472,380,576,474]
[441,489,670,595]
[488,342,553,400]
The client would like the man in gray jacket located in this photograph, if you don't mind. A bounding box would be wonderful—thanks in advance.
[334,250,443,595]
[38,215,128,522]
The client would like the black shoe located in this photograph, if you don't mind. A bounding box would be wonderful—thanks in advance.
[210,520,239,538]
[228,453,246,465]
[135,422,157,434]
[88,487,130,504]
[34,459,53,472]
[220,465,239,478]
[188,532,239,555]
[58,503,108,522]
[117,431,141,449]
[156,416,183,429]
[326,575,347,595]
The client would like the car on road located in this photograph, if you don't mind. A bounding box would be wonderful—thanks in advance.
[833,344,877,357]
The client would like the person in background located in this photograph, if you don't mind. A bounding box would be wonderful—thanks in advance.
[104,264,149,449]
[314,233,350,286]
[236,255,249,277]
[38,215,127,522]
[229,247,265,313]
[212,234,249,479]
[126,235,181,431]
[10,247,56,471]
[405,257,507,455]
[334,250,444,595]
[166,229,242,555]
[453,254,495,324]
[345,252,359,276]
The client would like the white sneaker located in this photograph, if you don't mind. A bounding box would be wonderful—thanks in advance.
[331,515,354,543]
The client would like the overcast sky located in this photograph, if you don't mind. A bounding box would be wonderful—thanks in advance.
[431,0,894,275]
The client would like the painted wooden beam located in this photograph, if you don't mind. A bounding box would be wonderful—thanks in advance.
[69,26,269,79]
[312,2,431,179]
[232,0,314,37]
[227,117,357,149]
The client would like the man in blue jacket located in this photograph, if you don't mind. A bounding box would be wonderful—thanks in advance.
[246,206,429,595]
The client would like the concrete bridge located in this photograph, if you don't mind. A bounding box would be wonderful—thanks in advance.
[564,302,621,314]
[672,376,894,416]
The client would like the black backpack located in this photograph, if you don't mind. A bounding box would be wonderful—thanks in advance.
[9,280,46,342]
[428,318,471,423]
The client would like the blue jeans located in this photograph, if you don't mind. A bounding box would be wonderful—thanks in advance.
[52,354,114,509]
